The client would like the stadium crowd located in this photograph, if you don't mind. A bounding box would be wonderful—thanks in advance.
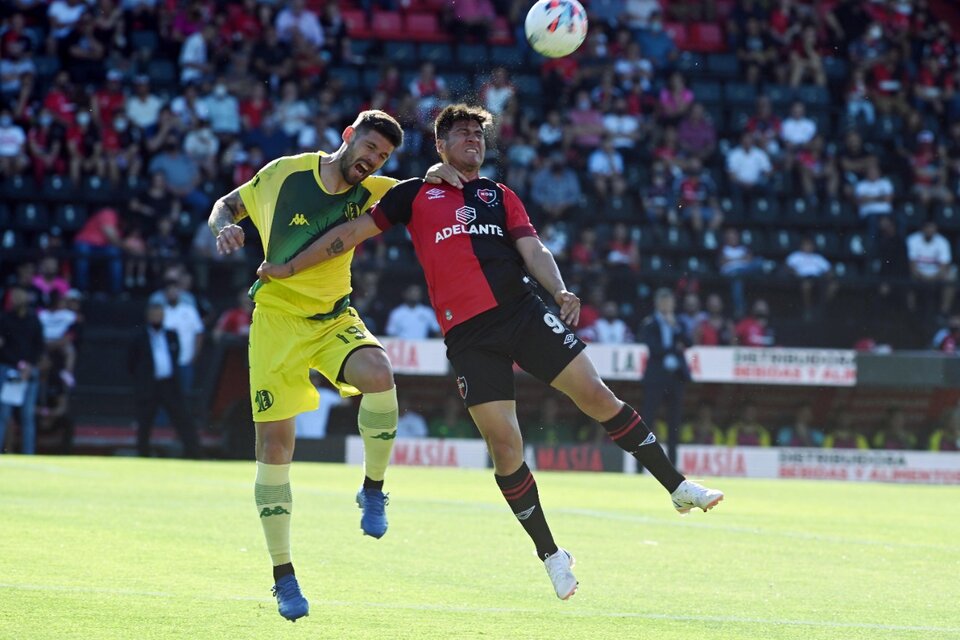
[4,0,960,453]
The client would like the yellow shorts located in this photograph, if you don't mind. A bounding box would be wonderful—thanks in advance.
[248,305,382,422]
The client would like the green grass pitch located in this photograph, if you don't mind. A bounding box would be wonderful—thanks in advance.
[1,456,959,640]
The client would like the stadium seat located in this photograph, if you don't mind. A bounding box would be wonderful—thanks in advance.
[1,230,24,252]
[662,226,693,251]
[146,59,177,87]
[384,41,418,64]
[130,30,159,53]
[511,73,542,96]
[341,9,373,38]
[846,232,870,258]
[833,260,860,279]
[765,84,795,107]
[796,85,830,106]
[825,199,858,227]
[813,231,841,257]
[770,228,799,254]
[699,229,720,251]
[663,23,688,50]
[490,45,524,68]
[404,13,449,43]
[687,23,724,53]
[444,72,471,94]
[723,82,757,106]
[706,53,740,79]
[934,203,960,230]
[0,203,9,228]
[328,67,362,91]
[33,56,60,79]
[371,11,405,39]
[457,44,487,66]
[83,175,113,204]
[823,56,849,82]
[786,197,818,227]
[749,197,780,224]
[44,175,77,202]
[419,42,454,65]
[897,201,923,229]
[54,204,87,232]
[690,80,722,106]
[14,203,50,231]
[739,228,768,252]
[490,17,514,46]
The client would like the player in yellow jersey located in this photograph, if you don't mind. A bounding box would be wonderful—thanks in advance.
[208,110,460,621]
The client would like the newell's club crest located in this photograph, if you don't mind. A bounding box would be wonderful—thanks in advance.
[476,188,497,206]
[457,376,468,400]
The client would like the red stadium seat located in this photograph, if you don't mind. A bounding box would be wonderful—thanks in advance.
[687,22,724,52]
[404,12,451,42]
[490,16,514,46]
[371,10,405,39]
[663,22,688,49]
[341,8,373,39]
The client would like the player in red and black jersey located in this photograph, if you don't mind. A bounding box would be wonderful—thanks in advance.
[258,104,724,600]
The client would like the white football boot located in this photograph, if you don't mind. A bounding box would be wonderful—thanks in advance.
[671,480,724,514]
[543,548,578,600]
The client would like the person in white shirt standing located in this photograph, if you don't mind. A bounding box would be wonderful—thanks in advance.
[160,277,204,391]
[907,221,957,317]
[386,285,440,339]
[582,301,634,343]
[786,236,836,320]
[854,160,894,239]
[726,131,772,218]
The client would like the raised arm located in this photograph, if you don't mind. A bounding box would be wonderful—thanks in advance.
[257,214,383,282]
[208,188,248,255]
[515,236,580,327]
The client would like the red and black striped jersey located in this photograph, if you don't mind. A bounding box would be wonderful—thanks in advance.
[370,177,539,335]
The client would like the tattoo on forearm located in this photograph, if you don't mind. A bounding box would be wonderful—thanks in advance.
[325,237,345,256]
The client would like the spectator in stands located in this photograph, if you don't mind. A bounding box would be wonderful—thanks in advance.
[910,130,954,208]
[32,257,70,308]
[536,109,566,154]
[745,95,782,159]
[849,21,889,71]
[184,114,219,178]
[588,136,627,208]
[430,396,475,439]
[613,41,654,95]
[641,162,677,225]
[480,67,516,117]
[737,17,776,86]
[37,290,78,388]
[785,236,836,320]
[102,113,142,186]
[73,206,123,293]
[780,101,817,155]
[604,222,640,272]
[735,299,775,347]
[676,158,722,233]
[0,285,44,454]
[252,26,293,87]
[276,0,323,49]
[928,407,960,452]
[677,103,716,165]
[3,262,41,309]
[845,68,875,126]
[213,290,254,341]
[823,411,868,449]
[129,171,178,238]
[203,81,241,136]
[159,276,204,390]
[296,370,347,439]
[694,293,734,346]
[26,110,64,184]
[396,398,428,439]
[1,38,36,104]
[906,221,956,317]
[680,404,724,445]
[583,301,633,344]
[529,153,582,222]
[179,23,216,85]
[776,403,825,447]
[870,49,910,116]
[147,217,182,275]
[636,11,677,70]
[855,160,895,239]
[505,133,537,195]
[409,62,449,128]
[640,287,690,463]
[602,97,642,162]
[47,0,87,50]
[271,80,311,139]
[623,0,660,31]
[539,222,570,262]
[570,228,603,275]
[726,131,772,215]
[677,293,705,339]
[872,215,909,309]
[931,313,960,354]
[872,407,916,450]
[35,350,73,454]
[568,90,605,152]
[0,109,28,178]
[386,285,439,340]
[718,228,764,317]
[444,0,496,43]
[64,14,106,85]
[838,131,873,197]
[125,76,163,135]
[725,402,770,446]
[147,137,206,214]
[66,110,105,184]
[789,24,826,87]
[658,71,694,127]
[128,302,201,458]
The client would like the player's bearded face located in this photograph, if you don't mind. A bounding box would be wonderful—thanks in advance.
[441,120,486,172]
[339,130,395,185]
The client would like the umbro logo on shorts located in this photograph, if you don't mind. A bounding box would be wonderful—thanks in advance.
[563,333,577,348]
[426,188,446,200]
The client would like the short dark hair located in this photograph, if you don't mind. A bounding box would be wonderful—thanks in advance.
[351,110,403,148]
[434,104,493,141]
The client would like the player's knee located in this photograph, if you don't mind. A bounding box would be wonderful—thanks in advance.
[487,437,523,469]
[348,350,395,393]
[576,380,619,417]
[257,438,293,464]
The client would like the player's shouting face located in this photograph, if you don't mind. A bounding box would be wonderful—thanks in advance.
[438,119,486,173]
[339,128,396,185]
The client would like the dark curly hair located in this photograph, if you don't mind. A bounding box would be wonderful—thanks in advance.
[352,109,404,148]
[433,104,493,141]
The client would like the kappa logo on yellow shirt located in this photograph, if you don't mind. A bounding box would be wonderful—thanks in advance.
[289,213,309,226]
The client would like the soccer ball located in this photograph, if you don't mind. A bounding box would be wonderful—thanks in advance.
[524,0,588,58]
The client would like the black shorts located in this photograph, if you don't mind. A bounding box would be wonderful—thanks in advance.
[444,293,587,407]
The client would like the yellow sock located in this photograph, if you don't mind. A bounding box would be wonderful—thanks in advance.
[357,387,398,481]
[255,462,292,566]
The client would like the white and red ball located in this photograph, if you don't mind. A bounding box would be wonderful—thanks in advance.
[524,0,588,58]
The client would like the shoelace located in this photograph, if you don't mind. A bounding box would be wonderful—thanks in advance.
[362,490,389,516]
[272,579,302,601]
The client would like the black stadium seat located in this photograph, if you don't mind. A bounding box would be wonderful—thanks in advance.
[14,203,50,231]
[53,204,88,232]
[1,229,24,252]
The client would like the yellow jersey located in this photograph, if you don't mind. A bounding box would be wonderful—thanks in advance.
[238,151,396,317]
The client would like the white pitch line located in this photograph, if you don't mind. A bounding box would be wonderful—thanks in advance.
[1,584,958,634]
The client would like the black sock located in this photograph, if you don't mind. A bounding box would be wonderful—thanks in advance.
[363,476,384,491]
[273,562,294,582]
[602,403,685,493]
[495,462,558,560]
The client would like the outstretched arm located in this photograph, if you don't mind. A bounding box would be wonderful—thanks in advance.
[515,236,581,327]
[208,188,248,255]
[257,214,383,282]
